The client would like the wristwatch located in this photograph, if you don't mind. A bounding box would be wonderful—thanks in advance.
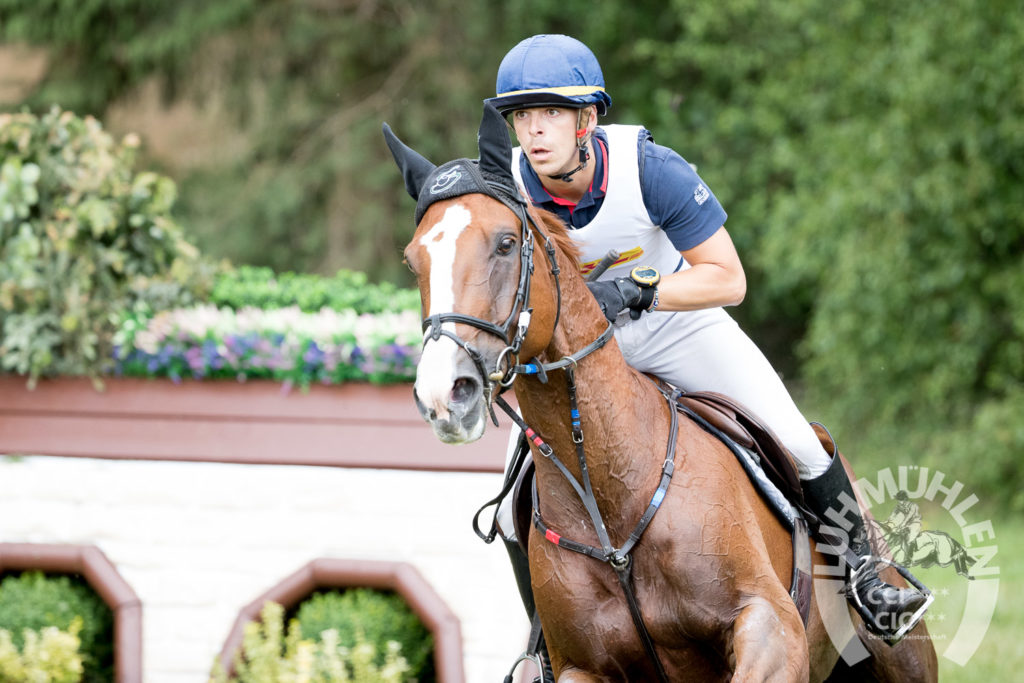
[629,265,661,288]
[629,266,660,312]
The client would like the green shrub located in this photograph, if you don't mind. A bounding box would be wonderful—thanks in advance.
[0,571,114,682]
[295,589,433,682]
[0,107,202,384]
[210,601,411,683]
[937,385,1024,513]
[209,266,419,314]
[0,621,84,683]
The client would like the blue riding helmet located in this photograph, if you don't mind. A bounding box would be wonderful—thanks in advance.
[486,34,613,116]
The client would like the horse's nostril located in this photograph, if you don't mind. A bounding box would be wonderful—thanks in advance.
[450,376,480,405]
[414,387,438,421]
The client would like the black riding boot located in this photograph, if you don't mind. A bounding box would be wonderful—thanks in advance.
[502,536,537,619]
[802,452,933,643]
[502,538,552,682]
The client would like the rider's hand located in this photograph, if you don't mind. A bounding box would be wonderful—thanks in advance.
[586,278,656,322]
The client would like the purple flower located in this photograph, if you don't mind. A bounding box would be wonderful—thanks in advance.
[303,341,325,365]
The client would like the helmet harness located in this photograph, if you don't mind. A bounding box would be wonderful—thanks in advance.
[550,108,594,183]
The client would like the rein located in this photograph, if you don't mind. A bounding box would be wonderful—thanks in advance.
[426,183,674,681]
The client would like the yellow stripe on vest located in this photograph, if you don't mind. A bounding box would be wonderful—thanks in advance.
[579,246,644,275]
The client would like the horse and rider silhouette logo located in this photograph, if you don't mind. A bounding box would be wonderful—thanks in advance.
[816,466,998,667]
[869,490,977,579]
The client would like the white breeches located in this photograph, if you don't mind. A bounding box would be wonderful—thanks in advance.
[496,307,831,541]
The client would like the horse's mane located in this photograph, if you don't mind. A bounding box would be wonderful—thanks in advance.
[529,205,582,267]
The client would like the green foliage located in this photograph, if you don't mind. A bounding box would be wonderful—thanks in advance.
[764,1,1024,430]
[4,0,1022,501]
[608,0,1024,498]
[210,601,412,683]
[0,0,262,114]
[937,385,1024,512]
[295,589,433,682]
[210,266,419,314]
[0,571,114,682]
[0,107,203,382]
[0,621,84,683]
[165,0,503,282]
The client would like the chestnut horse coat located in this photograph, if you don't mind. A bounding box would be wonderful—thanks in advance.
[385,104,938,682]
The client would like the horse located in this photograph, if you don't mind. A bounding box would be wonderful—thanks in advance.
[384,103,938,682]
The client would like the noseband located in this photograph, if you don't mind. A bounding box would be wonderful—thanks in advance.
[420,181,562,403]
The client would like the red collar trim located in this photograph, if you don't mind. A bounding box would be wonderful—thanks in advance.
[596,137,608,194]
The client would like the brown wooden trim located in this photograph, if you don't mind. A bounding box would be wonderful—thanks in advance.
[0,376,508,472]
[219,558,464,682]
[0,543,142,683]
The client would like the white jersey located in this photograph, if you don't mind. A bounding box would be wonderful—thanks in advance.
[498,124,832,543]
[512,125,684,282]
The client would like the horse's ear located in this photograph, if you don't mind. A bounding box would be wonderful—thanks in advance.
[477,103,514,184]
[382,122,436,201]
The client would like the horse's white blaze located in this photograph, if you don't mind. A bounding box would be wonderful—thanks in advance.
[415,203,472,421]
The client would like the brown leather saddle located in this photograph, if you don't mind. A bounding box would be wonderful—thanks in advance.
[511,389,814,624]
[677,391,806,505]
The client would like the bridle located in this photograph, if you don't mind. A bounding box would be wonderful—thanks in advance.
[419,178,564,411]
[410,158,670,681]
[421,183,671,682]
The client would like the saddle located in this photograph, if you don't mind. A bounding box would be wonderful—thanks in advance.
[677,391,805,507]
[509,388,814,624]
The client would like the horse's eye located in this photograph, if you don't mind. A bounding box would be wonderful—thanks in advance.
[496,234,516,256]
[403,256,420,278]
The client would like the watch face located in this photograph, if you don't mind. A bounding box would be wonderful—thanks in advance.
[631,266,660,287]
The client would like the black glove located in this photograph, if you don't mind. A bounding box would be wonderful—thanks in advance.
[586,277,657,322]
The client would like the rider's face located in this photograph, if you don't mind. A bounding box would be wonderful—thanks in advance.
[511,106,586,178]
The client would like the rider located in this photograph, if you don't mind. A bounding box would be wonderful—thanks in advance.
[485,34,930,643]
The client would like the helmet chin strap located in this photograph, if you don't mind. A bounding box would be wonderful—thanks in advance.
[548,109,592,183]
[549,143,590,183]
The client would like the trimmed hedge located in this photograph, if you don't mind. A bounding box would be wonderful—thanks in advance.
[211,601,412,683]
[0,622,83,683]
[210,266,419,315]
[0,571,114,682]
[296,589,434,682]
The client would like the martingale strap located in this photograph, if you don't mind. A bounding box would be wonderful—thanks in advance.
[493,368,679,683]
[528,393,678,564]
[472,322,616,542]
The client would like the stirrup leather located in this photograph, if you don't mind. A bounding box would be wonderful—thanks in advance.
[503,611,553,683]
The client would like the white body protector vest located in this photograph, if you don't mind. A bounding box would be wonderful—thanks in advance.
[500,125,832,507]
[511,124,685,282]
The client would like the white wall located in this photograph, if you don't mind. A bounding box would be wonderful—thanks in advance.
[0,455,531,682]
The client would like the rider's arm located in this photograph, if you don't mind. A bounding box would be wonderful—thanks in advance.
[640,135,744,311]
[656,226,746,311]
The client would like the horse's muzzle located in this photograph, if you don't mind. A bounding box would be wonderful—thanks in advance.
[413,374,487,444]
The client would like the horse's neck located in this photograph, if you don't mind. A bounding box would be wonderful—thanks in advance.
[514,274,669,541]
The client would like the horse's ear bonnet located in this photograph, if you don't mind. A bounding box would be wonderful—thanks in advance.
[383,103,522,225]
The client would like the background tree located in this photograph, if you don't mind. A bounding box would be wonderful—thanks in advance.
[2,0,1021,506]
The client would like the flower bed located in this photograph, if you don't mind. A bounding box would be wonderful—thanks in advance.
[113,305,422,388]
